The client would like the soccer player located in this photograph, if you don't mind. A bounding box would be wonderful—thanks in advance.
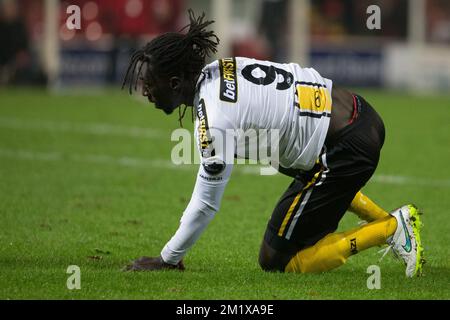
[122,10,425,277]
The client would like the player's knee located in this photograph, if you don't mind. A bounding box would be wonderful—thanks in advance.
[258,253,277,272]
[258,241,291,272]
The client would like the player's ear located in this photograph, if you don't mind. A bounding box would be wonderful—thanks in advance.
[169,76,182,91]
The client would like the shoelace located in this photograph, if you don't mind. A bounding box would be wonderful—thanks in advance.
[378,246,392,262]
[378,243,402,262]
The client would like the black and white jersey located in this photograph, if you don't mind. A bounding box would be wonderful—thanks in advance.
[161,57,333,264]
[195,57,333,171]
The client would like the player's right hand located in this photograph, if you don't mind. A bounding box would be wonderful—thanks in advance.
[123,256,185,272]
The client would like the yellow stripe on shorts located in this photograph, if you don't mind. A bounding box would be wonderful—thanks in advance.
[278,167,324,237]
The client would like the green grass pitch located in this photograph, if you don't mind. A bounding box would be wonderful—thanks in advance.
[0,88,449,299]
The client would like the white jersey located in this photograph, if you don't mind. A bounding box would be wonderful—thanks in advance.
[195,57,333,170]
[161,57,333,264]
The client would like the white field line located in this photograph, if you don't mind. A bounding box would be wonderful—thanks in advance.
[0,149,192,171]
[371,174,450,188]
[1,148,450,188]
[0,117,163,139]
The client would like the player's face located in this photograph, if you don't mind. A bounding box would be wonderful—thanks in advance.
[142,66,187,115]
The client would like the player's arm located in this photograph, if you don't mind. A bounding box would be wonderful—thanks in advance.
[124,123,235,271]
[124,160,232,271]
[160,155,233,265]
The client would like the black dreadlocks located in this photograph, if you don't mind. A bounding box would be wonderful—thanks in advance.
[122,9,220,126]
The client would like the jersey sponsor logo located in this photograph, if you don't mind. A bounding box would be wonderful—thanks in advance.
[196,99,215,158]
[202,158,226,175]
[219,58,238,102]
[199,173,223,182]
[241,63,293,90]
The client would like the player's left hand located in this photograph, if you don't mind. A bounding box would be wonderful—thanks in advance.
[123,256,185,272]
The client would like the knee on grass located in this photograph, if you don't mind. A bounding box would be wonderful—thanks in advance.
[258,241,293,272]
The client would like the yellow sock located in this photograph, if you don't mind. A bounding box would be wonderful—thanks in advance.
[285,216,397,273]
[349,191,389,222]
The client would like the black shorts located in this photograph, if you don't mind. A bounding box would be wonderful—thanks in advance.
[264,94,385,256]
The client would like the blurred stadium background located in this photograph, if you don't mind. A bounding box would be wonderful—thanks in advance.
[1,0,450,91]
[1,0,450,299]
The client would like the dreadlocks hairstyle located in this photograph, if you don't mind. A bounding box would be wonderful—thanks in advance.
[122,9,220,126]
